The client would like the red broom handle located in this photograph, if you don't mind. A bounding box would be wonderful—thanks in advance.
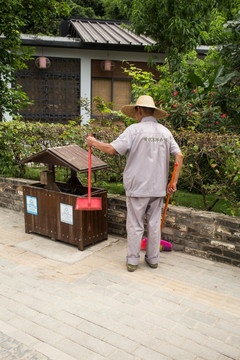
[161,162,178,232]
[88,135,92,203]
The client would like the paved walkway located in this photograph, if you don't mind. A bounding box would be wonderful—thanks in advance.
[0,207,240,360]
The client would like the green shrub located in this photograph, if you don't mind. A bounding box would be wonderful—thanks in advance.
[0,120,124,181]
[175,129,240,213]
[0,121,239,214]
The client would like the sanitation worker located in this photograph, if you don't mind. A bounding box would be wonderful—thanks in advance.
[86,95,183,272]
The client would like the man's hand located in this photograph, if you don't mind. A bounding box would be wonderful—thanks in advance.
[167,182,177,195]
[86,135,96,147]
[166,152,183,194]
[86,135,116,154]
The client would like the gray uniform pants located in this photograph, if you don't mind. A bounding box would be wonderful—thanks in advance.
[126,197,163,266]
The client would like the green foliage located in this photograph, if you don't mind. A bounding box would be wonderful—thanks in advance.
[17,0,69,36]
[0,121,239,215]
[122,0,240,131]
[122,49,240,132]
[103,0,130,19]
[175,130,240,214]
[75,0,105,17]
[66,0,103,19]
[0,1,32,120]
[0,0,69,121]
[127,0,204,50]
[91,96,131,127]
[0,121,80,176]
[123,0,239,73]
[0,120,125,182]
[220,11,240,73]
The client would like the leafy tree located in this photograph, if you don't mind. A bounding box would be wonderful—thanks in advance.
[193,10,240,125]
[67,0,105,19]
[0,0,31,121]
[78,0,105,17]
[67,1,95,18]
[0,0,69,121]
[121,0,209,72]
[13,0,69,36]
[102,0,130,20]
[120,0,239,73]
[218,10,240,75]
[116,0,240,130]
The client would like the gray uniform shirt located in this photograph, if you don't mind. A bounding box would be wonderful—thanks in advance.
[111,116,180,197]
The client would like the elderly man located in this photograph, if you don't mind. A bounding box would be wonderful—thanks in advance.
[87,95,183,272]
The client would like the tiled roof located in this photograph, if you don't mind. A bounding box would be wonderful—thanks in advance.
[69,18,155,48]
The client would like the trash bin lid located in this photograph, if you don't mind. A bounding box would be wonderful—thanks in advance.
[20,144,108,173]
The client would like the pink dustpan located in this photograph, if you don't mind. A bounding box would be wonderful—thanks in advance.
[141,238,172,251]
[160,240,172,251]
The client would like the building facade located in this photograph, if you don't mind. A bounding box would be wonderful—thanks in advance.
[15,18,208,124]
[15,18,165,124]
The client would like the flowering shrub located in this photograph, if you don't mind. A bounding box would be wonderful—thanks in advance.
[122,51,239,133]
[165,90,233,132]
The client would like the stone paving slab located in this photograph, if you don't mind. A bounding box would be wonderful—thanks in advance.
[0,207,240,360]
[16,235,119,265]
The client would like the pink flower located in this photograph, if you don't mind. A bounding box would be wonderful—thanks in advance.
[215,121,219,125]
[221,114,226,118]
[174,91,178,96]
[188,111,191,115]
[193,89,197,93]
[173,105,177,108]
[188,104,192,107]
[158,100,162,103]
[207,124,210,127]
[210,92,214,96]
[168,114,171,116]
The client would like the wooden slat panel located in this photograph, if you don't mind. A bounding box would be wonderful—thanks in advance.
[113,80,131,110]
[23,184,108,250]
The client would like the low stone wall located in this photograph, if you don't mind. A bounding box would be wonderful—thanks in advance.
[1,177,239,266]
[0,177,35,212]
[108,194,240,267]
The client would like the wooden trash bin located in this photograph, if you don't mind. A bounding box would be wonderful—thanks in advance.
[21,145,108,250]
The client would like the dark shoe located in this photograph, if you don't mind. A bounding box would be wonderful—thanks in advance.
[127,264,137,272]
[145,258,158,269]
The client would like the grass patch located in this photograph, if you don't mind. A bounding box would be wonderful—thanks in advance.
[95,182,239,216]
[171,191,240,216]
[93,180,126,195]
[100,184,239,216]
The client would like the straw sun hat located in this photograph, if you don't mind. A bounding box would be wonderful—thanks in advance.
[121,95,167,119]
